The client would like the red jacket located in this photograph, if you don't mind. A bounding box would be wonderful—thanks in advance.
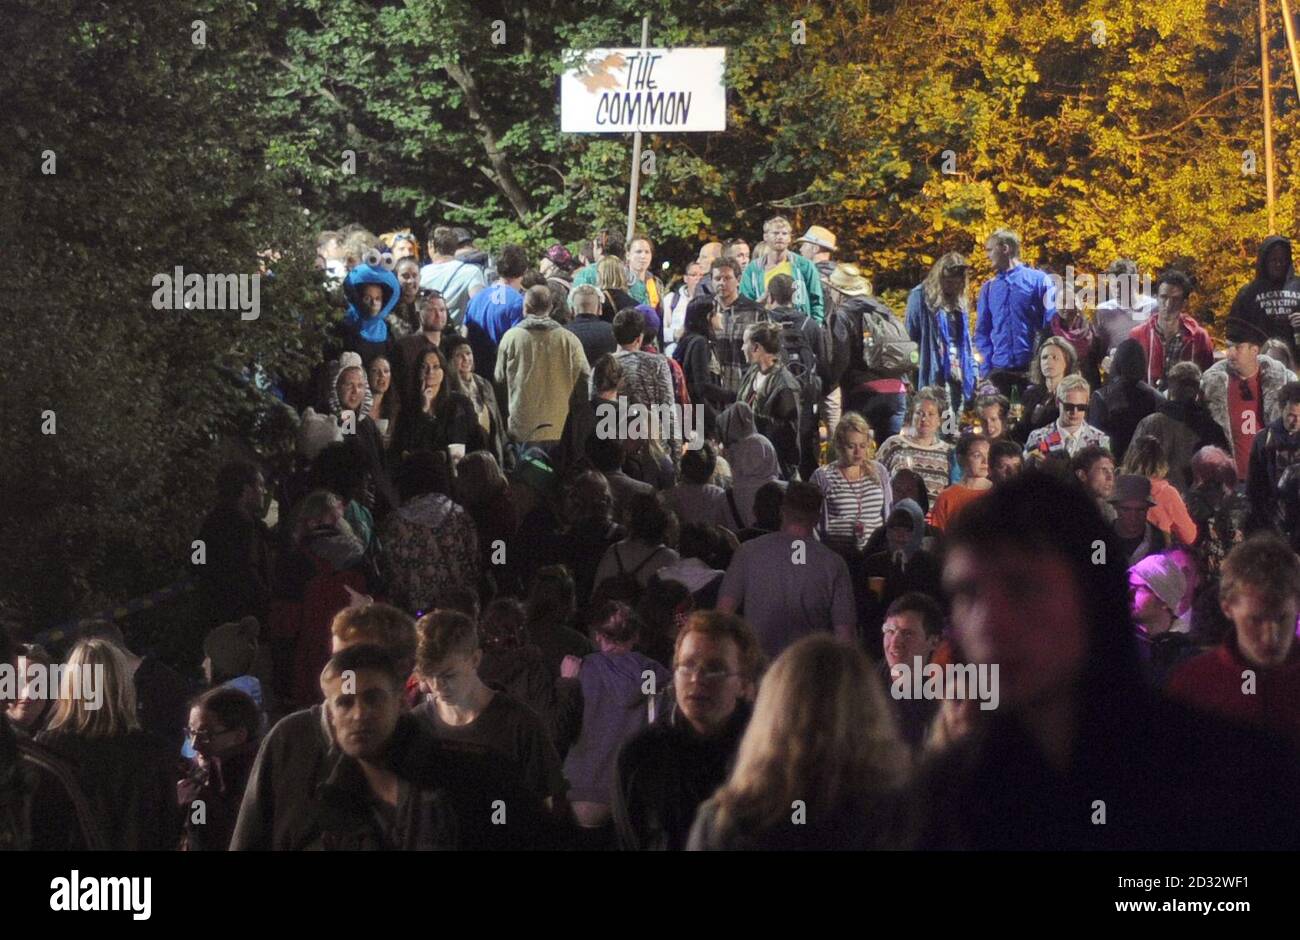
[1128,315,1214,387]
[1166,635,1300,749]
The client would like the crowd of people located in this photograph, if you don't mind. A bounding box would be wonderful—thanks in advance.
[6,220,1300,852]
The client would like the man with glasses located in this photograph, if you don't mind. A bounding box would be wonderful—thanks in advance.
[739,215,825,323]
[1202,316,1298,483]
[1129,270,1213,389]
[1024,374,1110,460]
[612,611,762,850]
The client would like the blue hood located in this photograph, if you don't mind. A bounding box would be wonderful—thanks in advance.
[343,264,400,342]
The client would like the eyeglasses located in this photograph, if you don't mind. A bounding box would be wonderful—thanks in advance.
[185,727,233,745]
[674,664,739,683]
[1061,402,1088,413]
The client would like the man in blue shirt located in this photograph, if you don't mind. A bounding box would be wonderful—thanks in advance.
[975,229,1056,395]
[463,243,529,380]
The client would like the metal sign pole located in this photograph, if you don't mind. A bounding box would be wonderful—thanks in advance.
[625,16,651,246]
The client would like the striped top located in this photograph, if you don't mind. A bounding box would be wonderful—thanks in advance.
[875,435,953,506]
[811,463,887,551]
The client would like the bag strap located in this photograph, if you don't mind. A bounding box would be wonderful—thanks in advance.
[628,546,664,577]
[726,489,743,529]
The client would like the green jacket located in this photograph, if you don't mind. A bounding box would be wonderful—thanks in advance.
[739,252,825,322]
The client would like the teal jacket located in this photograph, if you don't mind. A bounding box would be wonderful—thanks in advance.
[740,252,825,322]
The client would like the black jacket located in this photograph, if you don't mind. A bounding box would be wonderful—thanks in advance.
[1087,339,1165,462]
[613,701,751,850]
[909,688,1300,850]
[566,314,617,368]
[0,716,103,850]
[230,708,550,850]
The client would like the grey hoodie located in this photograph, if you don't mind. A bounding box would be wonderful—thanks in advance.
[717,402,784,528]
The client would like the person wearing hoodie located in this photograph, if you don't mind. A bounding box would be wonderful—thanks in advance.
[1129,270,1214,389]
[1130,361,1229,492]
[1086,338,1165,463]
[862,501,944,634]
[561,602,672,846]
[328,353,400,517]
[1201,315,1298,482]
[716,402,784,530]
[613,611,760,851]
[339,263,400,368]
[1228,234,1300,360]
[1247,381,1300,528]
[495,285,589,449]
[910,472,1300,850]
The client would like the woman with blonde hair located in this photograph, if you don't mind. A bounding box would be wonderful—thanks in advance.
[688,636,910,850]
[1011,335,1079,443]
[906,253,976,412]
[875,387,955,506]
[38,638,181,849]
[810,411,892,554]
[597,255,638,322]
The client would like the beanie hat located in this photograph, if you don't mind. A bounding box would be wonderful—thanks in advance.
[203,616,260,681]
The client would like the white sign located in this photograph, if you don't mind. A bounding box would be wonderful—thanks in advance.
[561,47,726,133]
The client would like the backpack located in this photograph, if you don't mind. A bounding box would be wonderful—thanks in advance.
[594,543,666,606]
[859,296,918,378]
[770,309,823,410]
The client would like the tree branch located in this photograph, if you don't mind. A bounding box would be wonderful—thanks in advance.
[443,59,534,220]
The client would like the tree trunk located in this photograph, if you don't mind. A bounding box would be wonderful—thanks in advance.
[443,59,533,220]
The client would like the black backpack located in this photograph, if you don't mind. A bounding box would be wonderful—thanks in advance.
[770,309,823,410]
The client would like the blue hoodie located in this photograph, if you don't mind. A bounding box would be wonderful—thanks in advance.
[342,264,400,344]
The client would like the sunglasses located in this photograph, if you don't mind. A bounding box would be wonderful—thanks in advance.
[1061,402,1088,413]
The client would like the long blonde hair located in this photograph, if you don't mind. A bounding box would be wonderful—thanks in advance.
[709,636,910,836]
[596,256,628,291]
[921,252,971,315]
[46,638,141,738]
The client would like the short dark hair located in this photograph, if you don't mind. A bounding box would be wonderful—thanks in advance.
[955,432,990,464]
[592,353,624,394]
[885,592,945,639]
[589,601,639,644]
[1156,269,1193,299]
[989,439,1023,466]
[521,270,547,290]
[613,307,647,345]
[432,226,459,256]
[216,461,260,503]
[680,442,717,484]
[711,257,742,279]
[683,298,716,340]
[192,686,261,741]
[1166,361,1203,402]
[313,441,367,502]
[496,244,529,280]
[395,449,452,501]
[596,229,625,259]
[1070,445,1114,477]
[781,481,823,525]
[767,273,795,306]
[1279,381,1300,409]
[586,434,624,472]
[321,643,403,689]
[626,492,673,544]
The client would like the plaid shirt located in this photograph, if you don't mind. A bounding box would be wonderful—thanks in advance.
[716,294,768,396]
